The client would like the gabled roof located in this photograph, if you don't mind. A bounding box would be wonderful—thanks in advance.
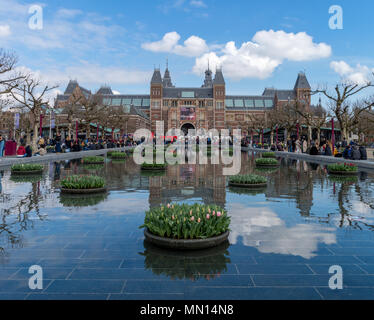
[294,72,311,90]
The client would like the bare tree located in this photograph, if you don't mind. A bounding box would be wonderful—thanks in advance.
[315,80,374,141]
[9,75,58,152]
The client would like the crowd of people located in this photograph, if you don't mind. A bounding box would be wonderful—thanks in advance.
[244,136,370,161]
[0,134,140,159]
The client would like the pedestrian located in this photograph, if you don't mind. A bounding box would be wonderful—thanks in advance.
[352,145,361,160]
[0,135,4,158]
[359,145,368,160]
[303,139,308,153]
[324,141,332,156]
[310,141,319,155]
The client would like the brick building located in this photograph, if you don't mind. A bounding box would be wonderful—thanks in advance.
[56,68,311,136]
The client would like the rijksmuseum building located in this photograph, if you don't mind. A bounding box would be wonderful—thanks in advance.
[56,66,311,136]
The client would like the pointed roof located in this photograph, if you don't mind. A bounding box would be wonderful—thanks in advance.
[213,69,225,85]
[202,68,213,88]
[64,80,91,96]
[151,69,162,84]
[163,66,174,88]
[97,86,113,95]
[294,72,311,90]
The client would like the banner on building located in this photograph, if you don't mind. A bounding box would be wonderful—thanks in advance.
[14,113,20,129]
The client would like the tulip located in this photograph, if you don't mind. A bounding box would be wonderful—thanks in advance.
[213,211,216,216]
[191,216,195,221]
[167,204,170,208]
[206,214,210,220]
[217,212,222,217]
[198,218,201,223]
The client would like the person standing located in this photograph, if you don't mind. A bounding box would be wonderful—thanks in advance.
[303,139,308,154]
[0,135,5,158]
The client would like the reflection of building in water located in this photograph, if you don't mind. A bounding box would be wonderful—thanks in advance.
[264,159,315,217]
[149,164,226,208]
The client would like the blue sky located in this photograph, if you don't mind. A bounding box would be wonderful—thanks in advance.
[1,0,374,103]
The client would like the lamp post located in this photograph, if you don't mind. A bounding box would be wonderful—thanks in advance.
[75,120,78,142]
[331,118,335,154]
[276,125,279,145]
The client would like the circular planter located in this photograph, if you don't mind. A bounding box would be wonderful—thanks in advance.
[228,182,267,188]
[11,170,43,175]
[328,170,358,176]
[60,187,107,195]
[110,156,126,160]
[144,229,230,251]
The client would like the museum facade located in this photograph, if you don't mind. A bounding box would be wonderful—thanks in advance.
[56,66,311,136]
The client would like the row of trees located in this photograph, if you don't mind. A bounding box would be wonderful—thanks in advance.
[0,49,133,153]
[239,79,374,145]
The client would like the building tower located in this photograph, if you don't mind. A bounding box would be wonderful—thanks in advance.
[150,68,163,133]
[202,64,213,88]
[294,72,311,111]
[213,68,226,130]
[162,60,174,88]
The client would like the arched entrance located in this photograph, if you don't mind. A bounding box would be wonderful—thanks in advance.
[181,123,195,136]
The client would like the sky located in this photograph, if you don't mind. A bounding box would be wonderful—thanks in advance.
[0,0,374,103]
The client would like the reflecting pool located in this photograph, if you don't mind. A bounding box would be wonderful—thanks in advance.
[0,152,374,300]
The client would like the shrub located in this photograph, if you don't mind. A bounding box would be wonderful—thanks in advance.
[140,203,230,240]
[11,164,43,172]
[328,163,358,172]
[141,163,167,170]
[262,152,276,158]
[61,175,105,189]
[229,174,267,185]
[255,158,278,166]
[82,156,104,164]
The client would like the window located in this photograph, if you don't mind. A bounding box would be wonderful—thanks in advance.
[199,100,205,108]
[182,91,195,98]
[151,101,160,109]
[103,98,111,105]
[225,99,234,107]
[207,100,213,107]
[133,99,142,106]
[254,100,264,108]
[171,100,178,107]
[111,98,122,106]
[123,98,132,105]
[163,100,169,107]
[142,99,150,107]
[216,101,224,110]
[200,112,205,120]
[245,100,254,108]
[235,99,244,107]
[264,99,273,108]
[123,105,130,113]
[227,114,234,121]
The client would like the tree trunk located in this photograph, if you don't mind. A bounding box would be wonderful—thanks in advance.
[270,130,274,145]
[317,128,321,144]
[308,125,312,144]
[32,121,38,154]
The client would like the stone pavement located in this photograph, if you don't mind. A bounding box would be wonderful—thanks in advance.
[244,147,374,171]
[0,147,132,168]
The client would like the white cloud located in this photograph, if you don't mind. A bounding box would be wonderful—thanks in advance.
[330,60,374,85]
[142,31,209,57]
[228,203,336,259]
[190,0,207,8]
[0,24,11,37]
[143,30,331,80]
[56,8,83,19]
[194,30,331,80]
[112,90,121,95]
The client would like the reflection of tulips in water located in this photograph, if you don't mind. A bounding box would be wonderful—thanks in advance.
[83,164,104,172]
[10,174,43,184]
[228,186,266,196]
[328,175,359,184]
[140,241,231,281]
[59,193,107,207]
